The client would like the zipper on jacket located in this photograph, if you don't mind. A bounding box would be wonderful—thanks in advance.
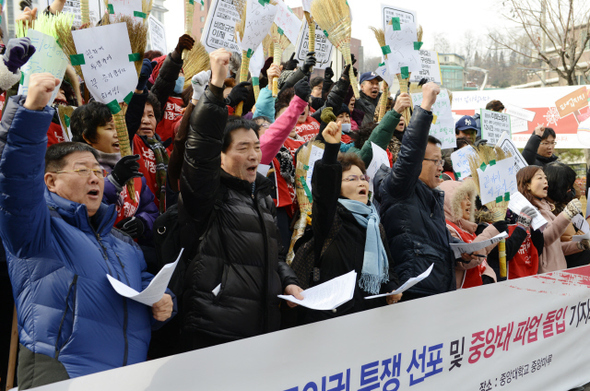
[55,275,78,359]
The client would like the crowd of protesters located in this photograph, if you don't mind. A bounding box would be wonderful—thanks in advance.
[1,3,590,390]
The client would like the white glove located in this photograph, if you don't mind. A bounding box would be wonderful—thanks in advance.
[563,199,583,221]
[192,70,211,101]
[520,206,538,220]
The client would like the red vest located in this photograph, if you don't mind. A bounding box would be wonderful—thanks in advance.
[155,96,184,153]
[446,220,486,289]
[295,116,320,142]
[47,122,68,147]
[507,225,539,279]
[114,176,143,226]
[132,135,163,209]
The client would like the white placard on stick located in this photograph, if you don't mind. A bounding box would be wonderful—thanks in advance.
[108,0,144,23]
[148,14,167,55]
[374,62,393,88]
[480,109,511,145]
[275,0,302,46]
[410,50,442,85]
[295,20,334,69]
[477,156,518,205]
[56,0,103,27]
[72,23,138,104]
[497,131,528,173]
[18,30,69,106]
[200,0,241,54]
[412,89,457,150]
[384,21,420,75]
[450,145,477,180]
[240,0,278,53]
[249,44,265,79]
[381,4,416,32]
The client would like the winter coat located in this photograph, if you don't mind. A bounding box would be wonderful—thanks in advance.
[0,96,157,385]
[180,84,298,340]
[522,133,558,167]
[356,90,381,127]
[378,106,456,297]
[439,180,498,288]
[304,142,399,323]
[531,198,579,273]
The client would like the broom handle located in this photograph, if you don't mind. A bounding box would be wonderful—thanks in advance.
[378,82,389,122]
[182,0,195,60]
[113,105,136,202]
[396,73,411,125]
[235,50,250,117]
[305,13,315,73]
[80,0,90,25]
[6,305,17,391]
[499,238,507,280]
[272,44,282,97]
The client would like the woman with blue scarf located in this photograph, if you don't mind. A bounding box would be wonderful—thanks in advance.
[302,122,401,323]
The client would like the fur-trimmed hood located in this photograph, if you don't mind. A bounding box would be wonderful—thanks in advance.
[440,180,478,233]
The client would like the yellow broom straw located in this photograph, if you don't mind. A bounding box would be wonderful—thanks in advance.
[113,104,136,201]
[235,50,250,116]
[182,0,195,60]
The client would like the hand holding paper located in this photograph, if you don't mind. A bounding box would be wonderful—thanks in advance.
[278,271,356,310]
[365,264,434,300]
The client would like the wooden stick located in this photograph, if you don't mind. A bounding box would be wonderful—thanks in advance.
[182,0,195,60]
[378,82,389,122]
[235,50,250,117]
[112,103,136,201]
[272,43,282,97]
[499,239,507,279]
[80,0,90,25]
[6,305,17,391]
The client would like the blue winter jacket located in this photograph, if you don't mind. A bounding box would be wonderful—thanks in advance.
[0,96,154,379]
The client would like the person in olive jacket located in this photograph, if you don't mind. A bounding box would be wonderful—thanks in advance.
[179,49,303,350]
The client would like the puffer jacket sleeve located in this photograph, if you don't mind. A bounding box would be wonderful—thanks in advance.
[135,176,158,240]
[151,53,183,115]
[180,84,228,230]
[381,106,433,200]
[259,95,307,165]
[311,77,350,123]
[522,133,542,166]
[0,96,54,257]
[357,109,401,167]
[252,86,275,121]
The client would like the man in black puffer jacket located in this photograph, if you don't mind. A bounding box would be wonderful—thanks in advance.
[378,82,478,300]
[179,48,302,350]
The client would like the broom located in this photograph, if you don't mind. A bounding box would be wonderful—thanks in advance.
[81,0,90,25]
[182,42,211,89]
[304,11,315,54]
[234,0,248,116]
[263,33,274,59]
[311,0,359,98]
[395,25,423,125]
[182,0,196,60]
[271,23,291,97]
[370,26,389,123]
[469,145,512,280]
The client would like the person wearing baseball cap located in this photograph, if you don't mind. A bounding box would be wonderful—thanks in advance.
[356,71,383,127]
[455,115,478,144]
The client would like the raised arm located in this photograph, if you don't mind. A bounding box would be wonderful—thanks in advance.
[0,73,58,257]
[521,126,544,165]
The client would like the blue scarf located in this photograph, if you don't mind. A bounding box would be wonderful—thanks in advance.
[338,199,389,294]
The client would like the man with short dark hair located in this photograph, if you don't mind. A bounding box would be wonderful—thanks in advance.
[356,71,383,126]
[379,82,477,300]
[522,125,558,167]
[0,73,173,389]
[179,49,302,350]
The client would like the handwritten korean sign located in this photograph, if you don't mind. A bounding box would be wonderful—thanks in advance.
[412,89,457,149]
[555,87,588,119]
[450,145,477,180]
[410,50,442,85]
[240,0,278,52]
[274,0,302,45]
[148,14,167,54]
[477,156,518,205]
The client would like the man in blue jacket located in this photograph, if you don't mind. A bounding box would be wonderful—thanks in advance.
[379,82,477,300]
[0,73,174,389]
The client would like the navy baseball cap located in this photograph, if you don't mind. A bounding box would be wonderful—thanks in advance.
[455,115,478,131]
[359,72,382,84]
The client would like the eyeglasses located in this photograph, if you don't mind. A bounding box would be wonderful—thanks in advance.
[424,158,444,167]
[540,142,557,146]
[342,174,370,182]
[54,168,107,178]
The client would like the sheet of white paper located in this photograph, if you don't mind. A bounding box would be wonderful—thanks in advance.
[450,145,476,180]
[384,21,420,75]
[257,163,270,176]
[275,0,302,45]
[72,23,138,104]
[107,249,183,306]
[305,145,324,192]
[497,131,528,173]
[571,232,590,242]
[278,271,356,310]
[476,157,518,205]
[302,0,312,12]
[374,62,393,89]
[240,0,278,52]
[294,19,334,69]
[504,104,536,122]
[212,283,221,296]
[410,50,442,85]
[571,214,589,234]
[18,30,69,106]
[249,44,265,78]
[365,264,433,299]
[480,109,511,145]
[201,0,241,54]
[148,14,167,54]
[508,192,548,231]
[60,0,103,26]
[412,90,456,149]
[450,232,508,259]
[109,0,144,23]
[366,142,390,196]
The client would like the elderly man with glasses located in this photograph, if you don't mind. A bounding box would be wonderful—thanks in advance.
[377,82,478,301]
[0,73,174,389]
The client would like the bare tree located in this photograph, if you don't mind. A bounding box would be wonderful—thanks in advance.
[432,32,452,53]
[462,30,480,67]
[491,0,590,85]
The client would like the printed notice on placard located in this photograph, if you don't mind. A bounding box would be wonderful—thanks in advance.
[201,0,241,54]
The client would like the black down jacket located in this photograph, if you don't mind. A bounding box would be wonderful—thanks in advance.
[180,84,298,340]
[378,106,456,298]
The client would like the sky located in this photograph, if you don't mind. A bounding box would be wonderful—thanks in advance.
[164,0,512,59]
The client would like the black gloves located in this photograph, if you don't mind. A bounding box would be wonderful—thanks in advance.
[340,64,352,82]
[174,34,195,55]
[301,52,317,75]
[285,53,299,71]
[137,59,156,91]
[109,155,142,191]
[324,64,334,80]
[225,81,250,107]
[116,216,145,239]
[294,78,311,102]
[3,37,36,73]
